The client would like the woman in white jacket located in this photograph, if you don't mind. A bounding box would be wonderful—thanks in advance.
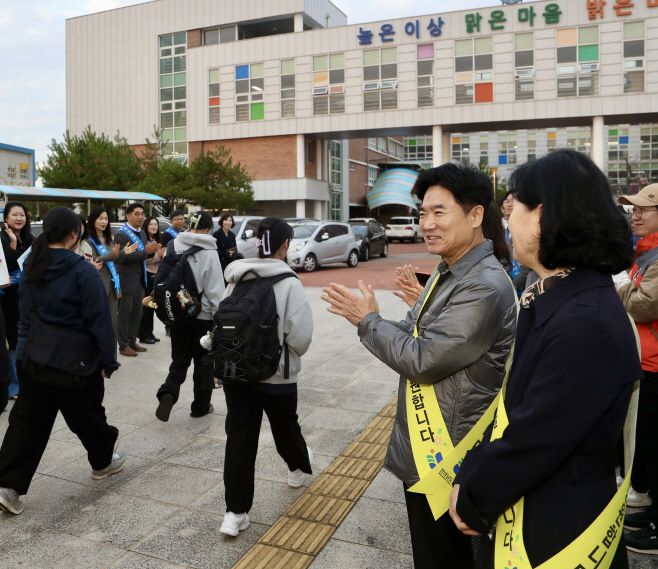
[155,211,225,421]
[219,217,314,537]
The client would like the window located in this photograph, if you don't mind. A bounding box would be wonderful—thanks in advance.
[209,68,220,124]
[452,136,470,165]
[313,54,345,115]
[306,140,314,164]
[608,129,630,162]
[5,164,15,178]
[236,63,265,121]
[567,129,591,156]
[20,168,27,180]
[281,59,296,118]
[515,33,534,101]
[368,166,378,186]
[363,47,398,111]
[640,126,658,184]
[499,133,517,165]
[624,22,645,94]
[368,138,377,150]
[389,140,403,159]
[547,131,557,153]
[417,44,434,108]
[455,37,493,104]
[331,141,342,221]
[378,137,387,153]
[556,26,599,98]
[405,137,433,162]
[160,32,187,162]
[204,26,236,45]
[527,133,536,161]
[479,135,489,165]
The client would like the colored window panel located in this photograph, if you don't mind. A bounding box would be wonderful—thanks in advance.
[515,33,533,51]
[281,59,295,74]
[209,69,220,83]
[548,132,557,139]
[418,44,434,60]
[456,74,473,82]
[162,129,174,142]
[251,102,264,120]
[579,45,598,62]
[251,63,264,78]
[620,136,630,144]
[363,50,379,65]
[330,53,345,69]
[160,35,173,47]
[474,82,493,103]
[174,72,186,86]
[579,26,598,44]
[314,56,328,71]
[209,97,220,106]
[381,48,397,63]
[236,65,249,80]
[314,71,329,85]
[474,37,492,55]
[174,128,187,141]
[499,155,508,165]
[455,40,473,56]
[557,28,577,46]
[160,75,173,88]
[625,22,645,40]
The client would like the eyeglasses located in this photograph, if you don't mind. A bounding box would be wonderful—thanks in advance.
[502,199,514,206]
[631,206,658,218]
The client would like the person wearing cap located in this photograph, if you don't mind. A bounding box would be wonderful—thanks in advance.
[154,211,225,422]
[618,184,658,553]
[218,217,314,538]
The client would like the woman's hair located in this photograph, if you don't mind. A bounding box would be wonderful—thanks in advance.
[87,206,112,244]
[188,211,213,231]
[143,216,161,242]
[219,213,235,228]
[79,214,88,242]
[257,217,293,259]
[509,148,633,274]
[2,201,34,246]
[27,207,82,287]
[415,163,511,267]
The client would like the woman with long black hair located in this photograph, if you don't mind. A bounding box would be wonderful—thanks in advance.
[0,207,124,516]
[0,201,35,400]
[139,215,162,344]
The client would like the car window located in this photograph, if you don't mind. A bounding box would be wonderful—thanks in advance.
[229,219,244,236]
[389,217,409,225]
[322,225,339,239]
[332,225,348,236]
[294,224,319,239]
[351,225,368,237]
[369,222,380,234]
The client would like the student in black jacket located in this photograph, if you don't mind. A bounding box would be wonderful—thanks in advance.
[213,214,237,284]
[449,150,642,569]
[0,208,123,516]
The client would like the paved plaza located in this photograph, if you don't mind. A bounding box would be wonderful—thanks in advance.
[0,287,656,568]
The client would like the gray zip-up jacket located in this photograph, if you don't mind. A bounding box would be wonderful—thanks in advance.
[357,240,517,486]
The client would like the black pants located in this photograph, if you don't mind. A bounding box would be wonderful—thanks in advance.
[404,484,474,569]
[157,319,213,415]
[223,384,311,514]
[118,285,144,348]
[0,364,118,495]
[631,374,658,517]
[138,273,156,341]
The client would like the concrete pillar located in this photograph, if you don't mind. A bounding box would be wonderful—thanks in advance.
[294,13,304,32]
[341,139,350,222]
[592,116,605,172]
[296,134,305,178]
[313,200,322,220]
[316,140,322,180]
[442,131,450,164]
[432,125,443,168]
[296,199,306,218]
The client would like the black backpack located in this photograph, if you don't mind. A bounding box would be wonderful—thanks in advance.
[153,241,204,328]
[212,269,297,383]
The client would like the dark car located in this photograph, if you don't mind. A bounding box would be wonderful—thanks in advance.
[348,218,388,261]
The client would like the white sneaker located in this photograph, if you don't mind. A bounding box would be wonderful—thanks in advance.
[617,475,624,489]
[220,512,249,537]
[288,447,314,488]
[628,487,653,508]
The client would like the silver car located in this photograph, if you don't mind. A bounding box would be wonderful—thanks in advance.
[287,221,360,272]
[212,215,264,259]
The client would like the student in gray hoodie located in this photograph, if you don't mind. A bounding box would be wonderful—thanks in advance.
[155,212,225,421]
[219,217,314,537]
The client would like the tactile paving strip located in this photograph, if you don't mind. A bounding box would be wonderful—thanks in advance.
[232,396,398,568]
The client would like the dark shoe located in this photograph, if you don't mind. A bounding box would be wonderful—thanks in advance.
[166,328,171,337]
[117,362,122,367]
[156,394,175,422]
[626,523,658,554]
[625,510,658,530]
[140,338,156,345]
[152,336,161,342]
[130,343,147,353]
[119,346,137,357]
[191,403,214,418]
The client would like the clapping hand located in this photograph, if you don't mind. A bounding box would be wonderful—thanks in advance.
[393,264,424,307]
[112,243,121,257]
[145,241,162,254]
[3,223,17,249]
[124,242,138,255]
[321,281,380,327]
[92,260,103,271]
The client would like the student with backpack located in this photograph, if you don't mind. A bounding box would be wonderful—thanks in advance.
[215,217,313,537]
[154,211,224,421]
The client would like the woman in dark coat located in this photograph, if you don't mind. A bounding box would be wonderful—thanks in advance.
[0,202,35,399]
[213,214,237,285]
[449,149,642,568]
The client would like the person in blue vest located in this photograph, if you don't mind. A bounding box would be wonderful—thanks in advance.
[160,210,185,249]
[114,203,161,358]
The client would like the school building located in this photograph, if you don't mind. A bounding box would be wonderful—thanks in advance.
[66,0,658,219]
[0,143,36,188]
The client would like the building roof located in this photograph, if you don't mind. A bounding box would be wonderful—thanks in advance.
[0,185,165,203]
[367,168,418,211]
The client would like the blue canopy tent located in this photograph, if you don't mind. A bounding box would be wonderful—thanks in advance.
[366,168,419,212]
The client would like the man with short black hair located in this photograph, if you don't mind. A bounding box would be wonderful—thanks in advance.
[115,203,161,357]
[161,210,185,249]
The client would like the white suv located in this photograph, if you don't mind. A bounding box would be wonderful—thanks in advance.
[385,216,422,243]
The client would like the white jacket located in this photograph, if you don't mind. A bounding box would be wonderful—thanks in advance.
[169,232,225,320]
[223,258,313,384]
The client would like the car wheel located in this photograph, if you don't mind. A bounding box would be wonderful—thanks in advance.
[347,250,359,268]
[302,254,317,272]
[362,246,370,262]
[380,242,388,258]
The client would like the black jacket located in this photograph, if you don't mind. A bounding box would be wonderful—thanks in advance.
[114,226,148,294]
[455,269,642,568]
[213,228,237,270]
[0,230,33,348]
[16,249,118,376]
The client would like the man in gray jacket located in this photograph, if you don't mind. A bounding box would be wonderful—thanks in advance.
[323,163,517,569]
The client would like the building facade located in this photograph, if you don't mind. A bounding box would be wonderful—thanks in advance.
[67,0,658,219]
[0,143,36,188]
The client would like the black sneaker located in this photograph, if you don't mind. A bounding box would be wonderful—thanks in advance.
[626,523,658,555]
[156,394,175,422]
[625,510,658,530]
[190,403,214,418]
